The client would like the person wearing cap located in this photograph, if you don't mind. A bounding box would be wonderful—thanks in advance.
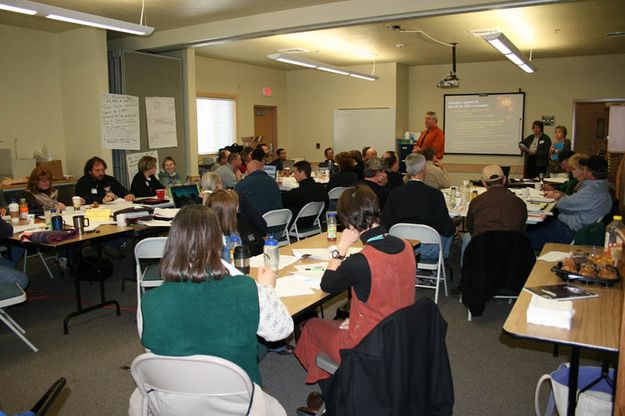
[526,155,612,250]
[361,157,389,209]
[461,164,527,263]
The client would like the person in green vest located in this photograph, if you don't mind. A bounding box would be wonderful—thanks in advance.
[133,204,293,415]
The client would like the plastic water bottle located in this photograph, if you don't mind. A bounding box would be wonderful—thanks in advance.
[8,200,19,225]
[18,198,28,225]
[327,211,337,241]
[264,235,280,273]
[604,215,624,261]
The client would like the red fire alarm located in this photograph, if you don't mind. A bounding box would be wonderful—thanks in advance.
[262,87,272,97]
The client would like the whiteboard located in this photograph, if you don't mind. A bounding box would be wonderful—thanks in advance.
[333,108,396,153]
[608,106,625,153]
[444,93,525,155]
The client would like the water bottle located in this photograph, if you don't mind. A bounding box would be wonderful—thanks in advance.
[604,215,624,261]
[8,200,19,225]
[18,198,28,225]
[327,211,337,241]
[264,235,280,273]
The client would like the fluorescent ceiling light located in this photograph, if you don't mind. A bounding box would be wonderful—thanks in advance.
[478,31,536,73]
[0,0,154,36]
[0,3,35,14]
[267,53,379,81]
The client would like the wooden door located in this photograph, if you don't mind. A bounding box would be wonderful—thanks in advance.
[254,106,277,159]
[573,102,609,155]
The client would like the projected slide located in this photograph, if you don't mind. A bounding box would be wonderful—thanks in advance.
[444,93,525,155]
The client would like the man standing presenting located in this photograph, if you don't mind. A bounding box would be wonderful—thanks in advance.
[75,156,135,204]
[413,111,445,160]
[462,165,527,261]
[216,152,242,188]
[235,160,282,216]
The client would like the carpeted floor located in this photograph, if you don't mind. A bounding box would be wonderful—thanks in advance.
[0,240,615,415]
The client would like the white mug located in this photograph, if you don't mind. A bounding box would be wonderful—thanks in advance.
[116,213,128,227]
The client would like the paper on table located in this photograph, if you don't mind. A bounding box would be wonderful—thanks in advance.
[294,262,327,273]
[249,254,299,270]
[85,208,112,223]
[290,273,322,290]
[528,196,555,203]
[12,223,46,233]
[292,247,361,260]
[536,251,571,262]
[275,276,315,297]
[525,203,547,213]
[139,219,172,227]
[154,208,180,218]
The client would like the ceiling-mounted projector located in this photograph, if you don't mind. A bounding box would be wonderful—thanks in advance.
[437,72,459,88]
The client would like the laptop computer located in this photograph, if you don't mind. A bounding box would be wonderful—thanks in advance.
[170,184,201,208]
[263,165,277,180]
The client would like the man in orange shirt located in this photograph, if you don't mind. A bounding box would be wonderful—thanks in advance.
[412,111,445,159]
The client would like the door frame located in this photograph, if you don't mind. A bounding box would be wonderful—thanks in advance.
[572,98,625,150]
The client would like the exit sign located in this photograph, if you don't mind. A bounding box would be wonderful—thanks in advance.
[262,87,272,97]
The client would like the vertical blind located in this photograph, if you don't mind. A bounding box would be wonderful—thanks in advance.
[197,97,236,154]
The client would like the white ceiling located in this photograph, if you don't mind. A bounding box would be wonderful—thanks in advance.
[1,0,624,69]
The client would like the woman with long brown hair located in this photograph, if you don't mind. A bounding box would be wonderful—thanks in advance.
[206,189,242,262]
[134,204,292,415]
[22,166,67,214]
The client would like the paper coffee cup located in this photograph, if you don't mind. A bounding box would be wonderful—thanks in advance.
[72,196,81,210]
[116,213,128,227]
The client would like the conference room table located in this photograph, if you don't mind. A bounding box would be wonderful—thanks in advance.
[503,243,622,416]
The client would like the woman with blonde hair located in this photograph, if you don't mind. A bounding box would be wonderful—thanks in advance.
[22,166,67,214]
[130,156,165,197]
[132,204,292,415]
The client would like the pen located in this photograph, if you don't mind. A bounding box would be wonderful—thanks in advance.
[541,289,557,297]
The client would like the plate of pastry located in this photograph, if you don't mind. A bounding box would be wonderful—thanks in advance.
[551,251,620,286]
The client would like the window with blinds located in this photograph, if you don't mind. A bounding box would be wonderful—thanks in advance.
[197,96,236,154]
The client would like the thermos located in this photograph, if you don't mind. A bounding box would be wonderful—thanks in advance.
[234,245,251,274]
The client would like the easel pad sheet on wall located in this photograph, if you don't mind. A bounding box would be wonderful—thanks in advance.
[444,93,525,155]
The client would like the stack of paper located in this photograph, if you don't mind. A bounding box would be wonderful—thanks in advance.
[526,294,575,329]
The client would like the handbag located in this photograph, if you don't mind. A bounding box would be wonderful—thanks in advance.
[534,363,614,416]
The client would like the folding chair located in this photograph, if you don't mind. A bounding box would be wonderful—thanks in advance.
[23,248,57,279]
[135,237,167,335]
[0,283,38,352]
[327,186,347,211]
[130,353,255,416]
[262,208,292,247]
[289,201,325,242]
[389,223,448,304]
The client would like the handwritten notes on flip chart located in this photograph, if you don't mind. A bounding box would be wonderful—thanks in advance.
[145,97,177,149]
[101,94,140,150]
[126,150,159,185]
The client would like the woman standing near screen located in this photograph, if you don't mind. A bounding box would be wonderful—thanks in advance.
[521,120,551,178]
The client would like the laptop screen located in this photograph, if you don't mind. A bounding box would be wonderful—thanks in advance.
[263,165,277,180]
[170,184,201,208]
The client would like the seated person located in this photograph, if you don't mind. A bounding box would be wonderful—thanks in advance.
[235,160,282,216]
[252,144,269,163]
[282,160,328,228]
[210,148,230,171]
[348,150,365,180]
[75,156,135,204]
[271,148,289,172]
[421,146,451,190]
[239,146,253,174]
[326,152,358,190]
[207,189,266,258]
[461,165,527,263]
[130,156,165,198]
[0,219,29,289]
[133,204,292,416]
[21,166,67,215]
[361,157,389,209]
[201,172,268,253]
[526,155,612,250]
[318,147,338,176]
[215,152,242,189]
[544,152,586,199]
[362,146,378,162]
[158,156,184,187]
[294,185,415,396]
[381,153,455,261]
[382,151,403,190]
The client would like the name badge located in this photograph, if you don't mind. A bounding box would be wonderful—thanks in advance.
[539,140,544,144]
[91,188,98,194]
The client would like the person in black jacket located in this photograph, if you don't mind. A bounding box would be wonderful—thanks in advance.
[361,158,389,210]
[381,153,455,262]
[130,156,165,198]
[327,152,358,191]
[283,160,328,228]
[520,120,551,178]
[75,156,135,204]
[382,151,403,190]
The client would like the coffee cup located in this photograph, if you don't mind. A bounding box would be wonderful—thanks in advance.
[51,215,65,231]
[155,189,165,200]
[72,215,90,234]
[116,213,128,227]
[72,196,82,211]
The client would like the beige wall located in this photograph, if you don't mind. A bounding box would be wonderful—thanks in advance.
[0,24,65,170]
[286,62,400,161]
[195,55,288,157]
[59,28,110,177]
[0,24,109,178]
[409,53,625,183]
[395,63,410,139]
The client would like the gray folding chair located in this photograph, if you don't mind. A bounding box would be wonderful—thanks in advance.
[135,237,167,336]
[389,223,448,304]
[327,186,347,211]
[0,283,38,352]
[262,208,292,247]
[289,201,325,242]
